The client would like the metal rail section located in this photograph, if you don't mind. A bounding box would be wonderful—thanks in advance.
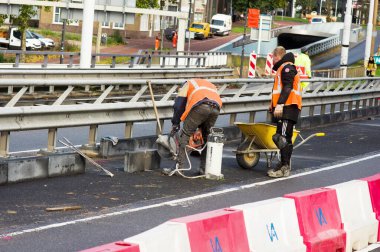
[0,50,229,69]
[0,77,379,157]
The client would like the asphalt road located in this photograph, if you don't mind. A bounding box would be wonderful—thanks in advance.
[1,116,380,251]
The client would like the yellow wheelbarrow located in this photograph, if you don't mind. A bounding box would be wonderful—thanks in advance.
[234,122,325,169]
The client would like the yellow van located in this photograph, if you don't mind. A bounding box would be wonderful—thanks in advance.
[189,22,212,39]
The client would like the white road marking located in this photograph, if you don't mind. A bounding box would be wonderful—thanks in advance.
[350,123,380,127]
[1,152,380,239]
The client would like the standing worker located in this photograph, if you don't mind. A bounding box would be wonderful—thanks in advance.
[294,48,311,89]
[268,46,302,178]
[162,79,222,176]
[172,31,178,48]
[155,34,161,51]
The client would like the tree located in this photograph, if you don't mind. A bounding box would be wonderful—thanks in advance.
[12,5,37,57]
[233,0,290,15]
[136,0,159,9]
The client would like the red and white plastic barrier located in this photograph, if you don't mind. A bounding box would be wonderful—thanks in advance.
[248,51,257,78]
[362,174,380,242]
[327,180,379,251]
[284,188,346,252]
[83,173,380,252]
[232,197,306,252]
[265,53,275,76]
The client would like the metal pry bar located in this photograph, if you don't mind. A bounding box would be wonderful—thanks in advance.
[59,137,114,178]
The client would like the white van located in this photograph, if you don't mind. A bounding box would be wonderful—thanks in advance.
[210,14,232,36]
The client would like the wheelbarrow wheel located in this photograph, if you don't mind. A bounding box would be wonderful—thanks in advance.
[236,141,260,169]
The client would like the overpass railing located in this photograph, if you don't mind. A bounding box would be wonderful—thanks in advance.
[0,77,378,157]
[312,66,366,78]
[0,50,229,69]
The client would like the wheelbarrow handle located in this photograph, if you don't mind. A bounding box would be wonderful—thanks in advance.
[294,132,325,150]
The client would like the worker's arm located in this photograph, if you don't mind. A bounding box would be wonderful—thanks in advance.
[171,82,188,126]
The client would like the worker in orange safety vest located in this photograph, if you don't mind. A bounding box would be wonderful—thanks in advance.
[155,35,161,51]
[162,79,222,176]
[172,31,177,48]
[268,46,302,178]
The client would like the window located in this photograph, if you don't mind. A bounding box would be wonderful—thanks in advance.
[112,22,124,30]
[53,7,62,24]
[53,7,79,25]
[101,21,110,28]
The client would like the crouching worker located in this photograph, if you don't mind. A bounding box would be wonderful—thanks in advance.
[162,79,222,176]
[268,46,302,178]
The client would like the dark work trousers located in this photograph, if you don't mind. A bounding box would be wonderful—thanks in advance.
[276,119,295,165]
[178,103,220,171]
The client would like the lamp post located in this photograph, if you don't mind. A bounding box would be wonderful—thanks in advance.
[187,0,192,53]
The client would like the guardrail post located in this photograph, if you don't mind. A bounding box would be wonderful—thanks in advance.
[111,56,116,68]
[147,54,152,68]
[89,125,98,147]
[229,113,237,125]
[91,55,96,68]
[321,104,326,115]
[0,131,9,157]
[341,102,346,112]
[175,52,179,68]
[196,53,200,67]
[203,54,206,67]
[47,128,57,152]
[8,86,13,94]
[29,86,34,94]
[375,98,379,107]
[68,54,74,68]
[348,101,353,111]
[125,122,133,138]
[330,104,336,114]
[129,57,134,68]
[363,99,367,108]
[355,100,360,110]
[369,98,374,107]
[186,55,190,68]
[309,106,315,117]
[161,53,166,68]
[13,53,20,68]
[249,112,256,123]
[42,54,48,68]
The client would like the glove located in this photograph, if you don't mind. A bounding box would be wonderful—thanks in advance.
[273,104,284,118]
[170,124,180,136]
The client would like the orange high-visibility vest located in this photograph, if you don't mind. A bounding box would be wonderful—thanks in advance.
[172,33,177,48]
[271,62,302,110]
[155,38,160,50]
[180,79,223,121]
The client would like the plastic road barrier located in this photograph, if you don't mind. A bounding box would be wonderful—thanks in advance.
[171,208,250,252]
[248,52,257,78]
[327,180,379,251]
[362,173,380,242]
[80,241,140,252]
[124,222,191,252]
[284,188,346,252]
[232,197,306,252]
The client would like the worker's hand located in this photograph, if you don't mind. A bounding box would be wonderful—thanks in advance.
[170,124,180,136]
[274,104,284,118]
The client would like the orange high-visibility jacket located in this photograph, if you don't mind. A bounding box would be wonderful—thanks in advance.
[180,79,223,121]
[271,62,302,110]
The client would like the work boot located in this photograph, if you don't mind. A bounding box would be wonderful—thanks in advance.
[267,164,291,178]
[267,162,283,176]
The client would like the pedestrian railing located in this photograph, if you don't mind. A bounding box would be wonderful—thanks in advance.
[0,77,378,157]
[0,50,229,69]
[312,66,366,78]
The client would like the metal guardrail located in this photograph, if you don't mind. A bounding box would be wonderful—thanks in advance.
[0,50,229,69]
[312,66,366,78]
[0,77,379,157]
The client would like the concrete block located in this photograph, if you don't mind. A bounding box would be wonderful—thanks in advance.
[48,153,85,177]
[0,162,7,185]
[124,149,160,173]
[100,136,157,158]
[7,156,49,183]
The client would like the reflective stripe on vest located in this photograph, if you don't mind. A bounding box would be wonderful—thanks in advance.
[180,79,223,121]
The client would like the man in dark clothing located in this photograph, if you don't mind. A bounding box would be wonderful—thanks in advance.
[267,46,302,178]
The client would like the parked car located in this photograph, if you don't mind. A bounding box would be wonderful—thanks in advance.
[189,22,212,40]
[0,27,41,50]
[29,31,55,48]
